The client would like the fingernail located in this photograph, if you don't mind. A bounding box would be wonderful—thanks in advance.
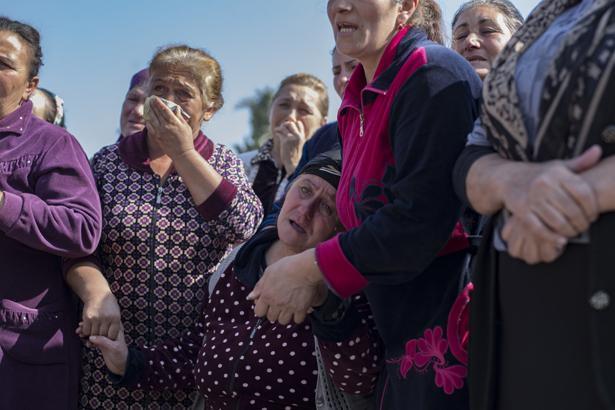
[90,336,97,341]
[246,292,254,300]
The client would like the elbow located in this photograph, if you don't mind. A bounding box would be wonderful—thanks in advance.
[68,216,102,257]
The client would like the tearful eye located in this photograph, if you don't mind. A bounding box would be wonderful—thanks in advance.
[320,202,333,217]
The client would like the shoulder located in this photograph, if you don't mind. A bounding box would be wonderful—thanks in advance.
[409,43,482,97]
[91,143,120,167]
[27,116,82,151]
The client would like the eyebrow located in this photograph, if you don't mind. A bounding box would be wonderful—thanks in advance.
[479,18,499,25]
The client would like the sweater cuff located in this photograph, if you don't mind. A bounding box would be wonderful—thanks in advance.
[195,178,238,221]
[0,191,24,232]
[310,293,361,342]
[315,235,368,299]
[108,347,145,387]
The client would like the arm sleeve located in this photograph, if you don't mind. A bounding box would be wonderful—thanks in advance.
[116,304,207,391]
[315,294,383,395]
[316,65,478,297]
[196,146,263,244]
[0,133,102,257]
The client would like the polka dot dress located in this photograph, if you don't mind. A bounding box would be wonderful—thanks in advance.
[138,262,382,409]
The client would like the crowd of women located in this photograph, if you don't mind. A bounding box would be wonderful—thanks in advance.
[1,0,614,409]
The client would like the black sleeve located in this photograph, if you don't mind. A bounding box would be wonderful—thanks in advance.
[338,65,479,284]
[452,144,496,206]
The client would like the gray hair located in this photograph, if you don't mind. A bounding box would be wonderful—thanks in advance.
[452,0,524,33]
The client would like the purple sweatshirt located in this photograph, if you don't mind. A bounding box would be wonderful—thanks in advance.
[0,100,102,409]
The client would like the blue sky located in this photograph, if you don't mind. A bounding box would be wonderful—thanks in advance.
[5,0,538,156]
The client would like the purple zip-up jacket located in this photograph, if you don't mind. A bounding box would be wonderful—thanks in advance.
[0,100,102,410]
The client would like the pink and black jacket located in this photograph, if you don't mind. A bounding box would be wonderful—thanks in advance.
[314,27,482,409]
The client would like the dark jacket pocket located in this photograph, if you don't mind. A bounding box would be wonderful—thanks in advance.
[0,299,67,364]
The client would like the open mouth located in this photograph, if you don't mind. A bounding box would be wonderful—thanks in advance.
[289,219,306,235]
[337,22,358,34]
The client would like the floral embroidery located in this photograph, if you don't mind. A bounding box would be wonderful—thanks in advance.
[387,283,473,395]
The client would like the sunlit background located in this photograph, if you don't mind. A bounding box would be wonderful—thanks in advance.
[4,0,538,156]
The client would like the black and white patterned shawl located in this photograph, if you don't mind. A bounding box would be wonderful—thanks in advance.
[481,0,615,162]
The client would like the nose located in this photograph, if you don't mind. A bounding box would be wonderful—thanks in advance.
[328,0,351,16]
[133,103,144,119]
[283,108,299,122]
[465,33,480,50]
[298,197,318,221]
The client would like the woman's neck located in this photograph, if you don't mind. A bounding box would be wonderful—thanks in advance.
[265,240,301,267]
[361,30,398,83]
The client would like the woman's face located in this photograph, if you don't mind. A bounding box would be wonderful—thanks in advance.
[269,84,326,140]
[148,66,214,135]
[0,30,38,118]
[277,174,338,252]
[327,0,402,66]
[120,85,147,137]
[332,49,359,98]
[452,6,514,79]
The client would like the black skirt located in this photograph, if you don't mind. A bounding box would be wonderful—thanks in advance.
[469,214,615,410]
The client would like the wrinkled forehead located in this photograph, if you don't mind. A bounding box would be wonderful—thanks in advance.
[275,84,322,105]
[453,5,506,30]
[149,65,200,90]
[295,173,337,198]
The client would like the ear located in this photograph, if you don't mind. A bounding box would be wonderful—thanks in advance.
[22,76,39,101]
[320,116,327,127]
[397,0,420,26]
[201,107,216,122]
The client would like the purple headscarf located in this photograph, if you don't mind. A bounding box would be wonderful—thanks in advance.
[129,68,149,91]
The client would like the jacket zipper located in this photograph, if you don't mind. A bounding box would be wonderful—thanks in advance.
[359,111,365,137]
[147,181,163,359]
[227,317,263,395]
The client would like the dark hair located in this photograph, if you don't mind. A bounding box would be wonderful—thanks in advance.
[452,0,524,33]
[398,0,445,45]
[0,16,43,79]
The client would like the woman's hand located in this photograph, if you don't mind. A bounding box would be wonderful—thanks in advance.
[501,213,566,264]
[274,120,307,175]
[146,97,195,160]
[498,146,602,264]
[79,290,121,340]
[87,326,129,376]
[501,146,601,238]
[247,249,328,325]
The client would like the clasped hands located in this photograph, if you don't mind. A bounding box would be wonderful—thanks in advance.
[247,249,328,326]
[500,145,603,264]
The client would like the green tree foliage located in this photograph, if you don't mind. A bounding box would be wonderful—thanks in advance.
[234,87,274,153]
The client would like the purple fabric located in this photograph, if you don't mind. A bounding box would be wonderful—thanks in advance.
[128,68,149,91]
[0,100,102,410]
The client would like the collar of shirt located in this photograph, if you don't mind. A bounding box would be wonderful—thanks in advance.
[0,100,34,137]
[118,128,214,172]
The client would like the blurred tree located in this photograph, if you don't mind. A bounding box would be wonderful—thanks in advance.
[233,87,274,153]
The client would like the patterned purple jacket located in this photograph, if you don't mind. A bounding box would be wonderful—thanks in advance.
[78,131,263,409]
[119,227,382,409]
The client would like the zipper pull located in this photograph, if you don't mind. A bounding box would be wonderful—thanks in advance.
[249,318,262,339]
[359,112,364,137]
[155,186,163,205]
